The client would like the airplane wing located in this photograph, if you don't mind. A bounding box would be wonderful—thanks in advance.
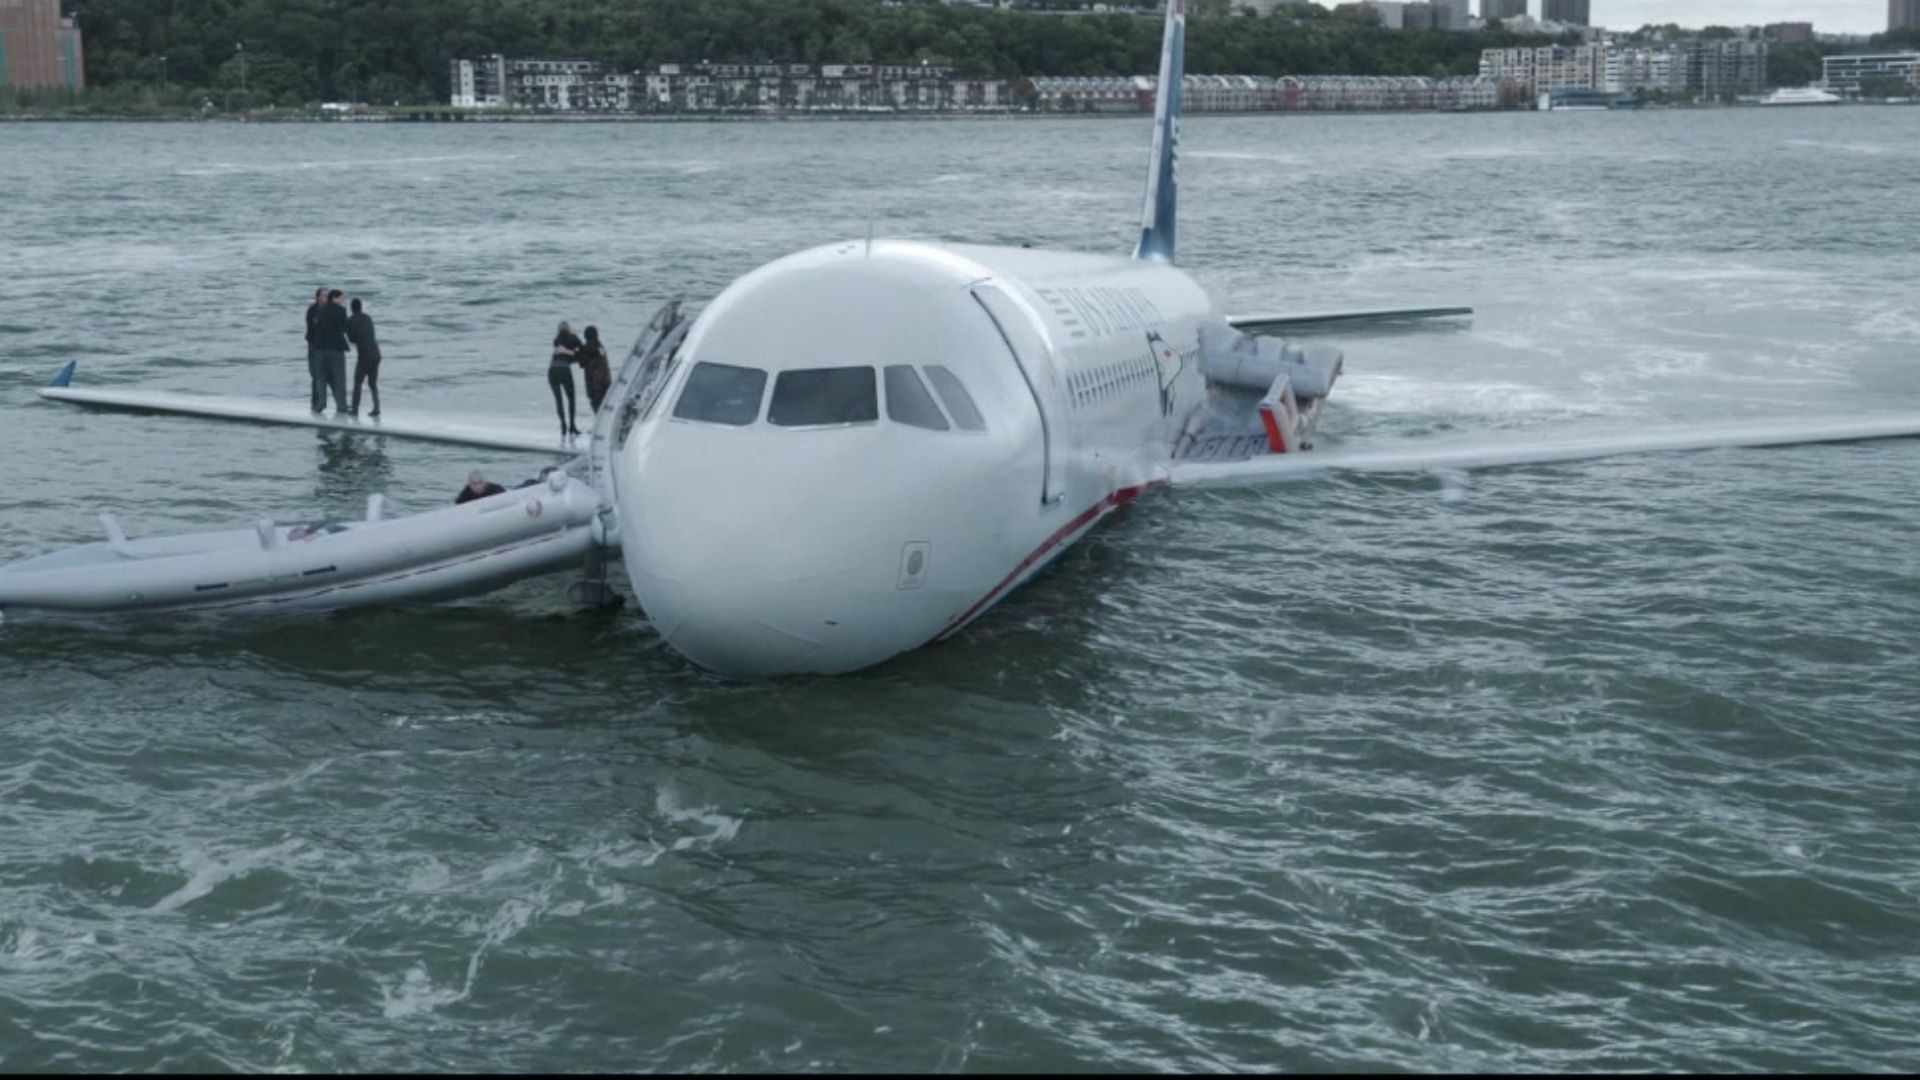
[40,362,574,456]
[1227,306,1472,335]
[1170,412,1920,489]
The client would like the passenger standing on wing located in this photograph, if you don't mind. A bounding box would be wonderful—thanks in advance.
[346,297,382,418]
[579,325,612,415]
[548,320,583,438]
[310,289,352,415]
[304,287,326,408]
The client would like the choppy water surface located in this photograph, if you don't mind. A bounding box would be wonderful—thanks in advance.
[3,109,1919,1070]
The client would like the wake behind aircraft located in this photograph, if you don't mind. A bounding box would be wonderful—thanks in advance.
[10,0,1920,675]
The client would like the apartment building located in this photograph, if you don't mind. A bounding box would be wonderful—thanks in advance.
[1821,50,1920,92]
[0,0,84,91]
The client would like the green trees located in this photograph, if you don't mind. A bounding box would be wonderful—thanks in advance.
[1766,41,1826,88]
[59,0,1555,110]
[1857,75,1914,99]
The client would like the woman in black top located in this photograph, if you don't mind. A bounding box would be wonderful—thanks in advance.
[580,325,612,414]
[549,320,583,437]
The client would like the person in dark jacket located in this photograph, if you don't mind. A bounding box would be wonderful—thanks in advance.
[579,325,612,415]
[455,471,507,504]
[548,320,583,438]
[305,287,325,407]
[310,289,352,414]
[346,297,382,418]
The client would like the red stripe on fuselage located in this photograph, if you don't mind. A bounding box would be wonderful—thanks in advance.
[932,479,1167,643]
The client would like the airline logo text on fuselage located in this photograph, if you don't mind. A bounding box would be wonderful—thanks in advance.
[1039,285,1166,340]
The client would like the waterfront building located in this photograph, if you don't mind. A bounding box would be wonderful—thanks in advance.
[1821,50,1920,93]
[1032,74,1287,112]
[1480,44,1605,92]
[1604,46,1680,94]
[449,57,504,107]
[1482,0,1526,19]
[1026,72,1503,112]
[1485,38,1764,99]
[1679,39,1766,98]
[0,0,84,92]
[451,57,630,110]
[1028,75,1150,112]
[1893,0,1920,32]
[453,56,993,113]
[1541,0,1589,26]
[449,56,1512,117]
[1437,74,1503,108]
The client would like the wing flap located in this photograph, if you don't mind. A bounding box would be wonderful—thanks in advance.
[42,384,572,455]
[1228,307,1473,335]
[1172,413,1920,489]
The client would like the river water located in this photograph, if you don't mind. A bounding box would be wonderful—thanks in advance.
[2,108,1918,1070]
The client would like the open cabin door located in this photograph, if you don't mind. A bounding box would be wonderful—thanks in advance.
[972,283,1068,507]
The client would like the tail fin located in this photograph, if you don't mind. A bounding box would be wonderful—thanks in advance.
[1133,0,1185,263]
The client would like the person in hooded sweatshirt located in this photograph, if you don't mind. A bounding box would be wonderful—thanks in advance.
[346,297,382,418]
[579,325,612,414]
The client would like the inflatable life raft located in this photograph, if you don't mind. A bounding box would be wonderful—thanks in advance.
[0,470,601,617]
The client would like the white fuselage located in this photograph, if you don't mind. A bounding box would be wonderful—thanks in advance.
[611,238,1217,676]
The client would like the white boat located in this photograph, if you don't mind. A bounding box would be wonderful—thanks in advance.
[1761,87,1843,106]
[0,471,602,617]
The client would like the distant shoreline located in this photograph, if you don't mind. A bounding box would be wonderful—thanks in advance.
[2,100,1910,124]
[1,109,1475,124]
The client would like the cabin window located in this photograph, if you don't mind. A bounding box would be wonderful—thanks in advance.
[884,365,949,432]
[924,365,986,432]
[769,367,878,427]
[672,362,767,426]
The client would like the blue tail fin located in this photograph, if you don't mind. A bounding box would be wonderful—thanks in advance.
[1133,0,1185,263]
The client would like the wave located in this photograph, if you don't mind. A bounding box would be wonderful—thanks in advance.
[175,153,525,177]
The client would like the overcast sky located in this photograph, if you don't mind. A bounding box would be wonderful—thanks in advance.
[1583,1,1888,33]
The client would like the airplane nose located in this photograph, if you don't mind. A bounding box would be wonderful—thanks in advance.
[642,574,848,677]
[615,453,902,677]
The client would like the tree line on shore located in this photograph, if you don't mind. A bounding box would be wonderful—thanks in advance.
[21,0,1571,112]
[9,0,1915,115]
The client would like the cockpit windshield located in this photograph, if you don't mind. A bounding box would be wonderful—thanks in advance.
[769,367,878,427]
[668,360,985,434]
[923,365,986,432]
[884,365,949,432]
[673,362,767,426]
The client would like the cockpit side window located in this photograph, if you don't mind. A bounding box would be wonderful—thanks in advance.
[672,362,767,426]
[884,365,950,432]
[769,367,878,427]
[924,365,986,432]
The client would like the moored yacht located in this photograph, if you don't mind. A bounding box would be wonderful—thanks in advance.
[1762,86,1843,106]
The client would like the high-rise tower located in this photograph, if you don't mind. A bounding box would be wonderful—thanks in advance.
[1542,0,1590,26]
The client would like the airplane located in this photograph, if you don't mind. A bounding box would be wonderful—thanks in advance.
[14,0,1920,676]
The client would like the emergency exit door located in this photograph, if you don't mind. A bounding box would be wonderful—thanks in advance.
[972,283,1068,508]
